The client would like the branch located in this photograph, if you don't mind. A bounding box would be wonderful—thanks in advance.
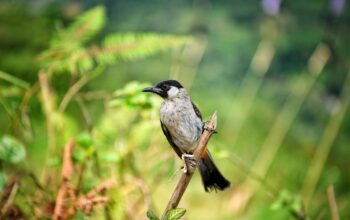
[162,112,218,219]
[59,74,90,113]
[53,139,75,220]
[53,140,116,220]
[327,185,340,220]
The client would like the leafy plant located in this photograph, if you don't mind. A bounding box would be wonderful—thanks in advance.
[0,5,190,220]
[37,6,190,75]
[0,135,26,164]
[147,208,187,220]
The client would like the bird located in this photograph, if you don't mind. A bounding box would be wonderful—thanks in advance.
[142,80,230,192]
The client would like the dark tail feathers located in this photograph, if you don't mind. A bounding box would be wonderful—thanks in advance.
[198,151,231,192]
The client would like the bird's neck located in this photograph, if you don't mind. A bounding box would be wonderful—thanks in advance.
[167,89,190,102]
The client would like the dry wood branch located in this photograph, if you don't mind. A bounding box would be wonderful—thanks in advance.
[73,179,116,215]
[162,112,217,219]
[61,140,75,181]
[53,139,76,220]
[53,140,116,220]
[85,178,117,199]
[0,180,19,218]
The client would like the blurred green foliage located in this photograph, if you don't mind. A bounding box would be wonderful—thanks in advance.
[0,0,349,219]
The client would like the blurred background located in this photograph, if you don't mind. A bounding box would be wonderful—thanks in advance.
[0,0,349,219]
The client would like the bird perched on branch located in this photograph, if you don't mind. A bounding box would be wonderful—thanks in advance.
[143,80,230,192]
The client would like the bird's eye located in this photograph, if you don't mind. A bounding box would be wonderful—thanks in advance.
[161,85,169,91]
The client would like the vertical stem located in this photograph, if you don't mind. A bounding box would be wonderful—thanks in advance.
[302,69,350,207]
[228,44,330,213]
[39,71,56,182]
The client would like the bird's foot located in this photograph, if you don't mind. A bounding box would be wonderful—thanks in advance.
[181,153,196,174]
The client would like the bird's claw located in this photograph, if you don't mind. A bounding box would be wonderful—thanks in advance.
[203,121,217,133]
[181,153,196,174]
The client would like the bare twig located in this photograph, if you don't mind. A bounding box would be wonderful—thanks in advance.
[74,179,116,215]
[61,140,75,181]
[162,112,218,219]
[53,139,76,220]
[59,74,91,112]
[75,96,93,131]
[0,181,19,218]
[53,140,116,220]
[84,178,117,199]
[327,185,340,220]
[8,81,39,133]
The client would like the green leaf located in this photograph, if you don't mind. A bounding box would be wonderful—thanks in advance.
[95,33,190,63]
[0,135,26,164]
[271,189,303,214]
[47,156,61,167]
[76,132,93,149]
[0,70,30,89]
[164,208,186,220]
[73,147,86,163]
[270,189,290,211]
[38,6,106,74]
[146,210,160,220]
[52,6,106,47]
[74,209,89,220]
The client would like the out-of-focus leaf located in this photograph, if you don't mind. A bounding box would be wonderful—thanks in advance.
[52,6,106,47]
[270,189,290,211]
[290,196,302,213]
[73,147,86,163]
[74,209,89,220]
[76,132,93,149]
[146,210,160,220]
[0,86,22,97]
[164,208,186,220]
[271,189,303,214]
[113,81,151,97]
[101,152,121,163]
[97,33,190,63]
[0,172,7,193]
[0,135,26,164]
[0,70,30,89]
[110,81,160,109]
[47,156,61,167]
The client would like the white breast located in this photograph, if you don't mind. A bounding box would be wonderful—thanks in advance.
[160,97,203,153]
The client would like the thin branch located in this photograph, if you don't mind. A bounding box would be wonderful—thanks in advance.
[0,181,19,218]
[327,185,340,220]
[75,96,93,131]
[84,178,117,199]
[53,139,75,220]
[9,81,39,135]
[59,74,90,112]
[162,112,218,219]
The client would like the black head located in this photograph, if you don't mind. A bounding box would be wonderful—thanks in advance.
[142,80,184,99]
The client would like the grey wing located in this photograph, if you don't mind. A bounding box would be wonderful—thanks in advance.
[160,121,183,158]
[191,101,202,120]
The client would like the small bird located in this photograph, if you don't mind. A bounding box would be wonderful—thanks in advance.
[143,80,230,192]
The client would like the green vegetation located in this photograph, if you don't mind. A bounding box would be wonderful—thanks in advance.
[0,1,349,219]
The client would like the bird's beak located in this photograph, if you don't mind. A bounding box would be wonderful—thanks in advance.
[142,87,162,95]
